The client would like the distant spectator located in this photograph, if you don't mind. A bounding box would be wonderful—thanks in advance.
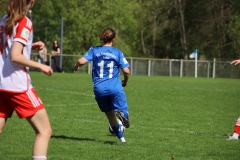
[51,40,63,73]
[38,46,48,65]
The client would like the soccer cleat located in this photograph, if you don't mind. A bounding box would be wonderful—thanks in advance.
[116,111,130,128]
[120,137,126,143]
[227,136,238,140]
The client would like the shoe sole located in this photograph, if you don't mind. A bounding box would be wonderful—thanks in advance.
[116,111,130,128]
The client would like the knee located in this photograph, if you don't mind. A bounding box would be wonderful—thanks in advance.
[38,127,52,139]
[45,127,52,138]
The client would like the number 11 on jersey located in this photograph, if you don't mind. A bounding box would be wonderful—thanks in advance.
[98,60,114,78]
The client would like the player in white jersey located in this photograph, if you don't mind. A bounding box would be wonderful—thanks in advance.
[0,0,53,160]
[227,59,240,140]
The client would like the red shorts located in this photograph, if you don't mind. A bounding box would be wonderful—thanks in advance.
[0,88,45,118]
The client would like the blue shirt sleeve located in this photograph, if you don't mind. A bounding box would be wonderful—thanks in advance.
[119,52,129,69]
[83,47,94,62]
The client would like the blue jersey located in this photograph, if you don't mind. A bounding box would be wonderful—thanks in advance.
[83,46,129,97]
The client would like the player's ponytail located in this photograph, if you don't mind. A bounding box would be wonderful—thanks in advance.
[100,28,115,44]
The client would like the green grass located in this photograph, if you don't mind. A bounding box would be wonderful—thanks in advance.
[0,72,240,160]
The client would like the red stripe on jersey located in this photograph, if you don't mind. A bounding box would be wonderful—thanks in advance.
[15,17,32,42]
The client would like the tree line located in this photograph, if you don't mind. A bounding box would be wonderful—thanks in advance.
[1,0,240,60]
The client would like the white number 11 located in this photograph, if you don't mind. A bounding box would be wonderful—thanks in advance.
[98,60,114,78]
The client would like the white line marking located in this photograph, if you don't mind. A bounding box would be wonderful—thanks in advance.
[45,103,96,107]
[36,87,95,97]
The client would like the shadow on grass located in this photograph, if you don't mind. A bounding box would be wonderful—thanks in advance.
[51,135,117,145]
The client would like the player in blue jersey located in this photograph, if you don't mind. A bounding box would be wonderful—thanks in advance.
[74,28,130,142]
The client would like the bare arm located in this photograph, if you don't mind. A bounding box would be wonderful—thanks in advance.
[11,41,53,76]
[56,48,60,55]
[32,41,45,50]
[230,59,240,65]
[122,67,130,87]
[73,57,88,71]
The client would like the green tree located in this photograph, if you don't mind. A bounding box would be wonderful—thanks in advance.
[32,0,139,56]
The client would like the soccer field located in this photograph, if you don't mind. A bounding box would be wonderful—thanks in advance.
[0,72,240,160]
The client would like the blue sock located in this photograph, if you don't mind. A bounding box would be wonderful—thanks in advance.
[112,124,124,139]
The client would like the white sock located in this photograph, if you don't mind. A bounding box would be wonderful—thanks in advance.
[32,156,47,160]
[232,133,239,139]
[120,137,126,142]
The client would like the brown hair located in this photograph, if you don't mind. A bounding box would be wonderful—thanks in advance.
[52,41,59,47]
[99,28,115,44]
[5,0,32,35]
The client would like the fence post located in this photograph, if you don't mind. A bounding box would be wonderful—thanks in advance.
[130,58,133,75]
[60,17,64,68]
[169,59,172,77]
[207,62,210,78]
[148,59,151,76]
[180,59,183,77]
[212,58,216,78]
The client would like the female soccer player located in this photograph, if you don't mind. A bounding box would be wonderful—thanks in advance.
[74,28,130,142]
[0,0,53,159]
[227,59,240,140]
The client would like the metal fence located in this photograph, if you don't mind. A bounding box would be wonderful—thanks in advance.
[31,53,240,78]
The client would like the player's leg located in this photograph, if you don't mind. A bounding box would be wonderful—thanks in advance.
[113,90,130,128]
[27,108,52,159]
[0,117,7,134]
[228,117,240,140]
[95,95,126,142]
[50,57,55,71]
[54,56,63,72]
[0,94,14,134]
[233,117,240,136]
[116,111,130,128]
[105,111,126,142]
[8,89,52,159]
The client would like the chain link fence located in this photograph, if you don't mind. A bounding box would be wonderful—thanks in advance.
[31,53,240,78]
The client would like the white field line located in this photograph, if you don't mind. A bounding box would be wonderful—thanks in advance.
[36,87,95,97]
[162,127,205,134]
[133,126,221,136]
[160,127,224,136]
[45,103,96,107]
[50,117,104,124]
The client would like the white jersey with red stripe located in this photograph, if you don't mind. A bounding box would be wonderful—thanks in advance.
[0,14,33,93]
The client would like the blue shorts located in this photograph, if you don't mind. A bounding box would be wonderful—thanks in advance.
[95,90,128,113]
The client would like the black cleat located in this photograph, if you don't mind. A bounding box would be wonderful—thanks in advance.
[116,111,130,128]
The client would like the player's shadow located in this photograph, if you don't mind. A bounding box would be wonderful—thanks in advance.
[51,135,116,145]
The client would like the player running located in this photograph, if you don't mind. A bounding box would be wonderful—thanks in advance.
[74,28,130,142]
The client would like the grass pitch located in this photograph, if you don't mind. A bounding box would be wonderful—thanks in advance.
[0,72,240,160]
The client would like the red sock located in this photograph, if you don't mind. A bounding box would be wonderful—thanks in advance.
[233,117,240,134]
